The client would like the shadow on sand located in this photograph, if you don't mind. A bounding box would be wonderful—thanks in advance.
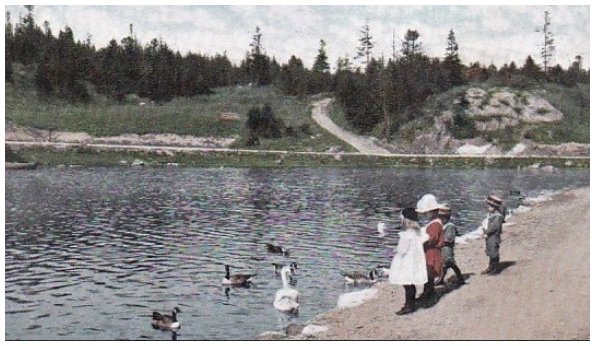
[496,260,517,274]
[416,273,473,309]
[418,260,518,309]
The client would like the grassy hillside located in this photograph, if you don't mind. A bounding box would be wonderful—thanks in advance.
[530,82,590,144]
[5,63,588,156]
[5,63,352,153]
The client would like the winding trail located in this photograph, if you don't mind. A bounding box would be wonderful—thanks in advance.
[4,98,587,162]
[310,98,391,155]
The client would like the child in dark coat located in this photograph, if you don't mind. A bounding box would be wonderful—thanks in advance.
[482,196,505,275]
[436,206,465,285]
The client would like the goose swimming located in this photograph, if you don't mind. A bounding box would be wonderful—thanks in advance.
[222,264,257,286]
[151,307,181,332]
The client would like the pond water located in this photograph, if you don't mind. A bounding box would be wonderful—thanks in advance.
[5,167,590,340]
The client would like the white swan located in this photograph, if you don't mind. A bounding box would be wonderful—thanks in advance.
[271,261,298,275]
[377,222,387,237]
[273,266,299,313]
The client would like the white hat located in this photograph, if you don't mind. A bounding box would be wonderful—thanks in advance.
[416,194,443,213]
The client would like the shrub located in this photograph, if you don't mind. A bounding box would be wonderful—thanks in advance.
[6,145,25,162]
[245,103,286,139]
[450,112,477,139]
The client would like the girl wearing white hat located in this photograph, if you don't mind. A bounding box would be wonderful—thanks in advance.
[416,194,445,303]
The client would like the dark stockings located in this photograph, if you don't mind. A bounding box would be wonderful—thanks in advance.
[397,285,417,315]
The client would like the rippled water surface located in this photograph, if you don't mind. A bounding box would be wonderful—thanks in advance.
[5,167,589,340]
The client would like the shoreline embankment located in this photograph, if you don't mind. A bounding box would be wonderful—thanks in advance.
[281,186,590,340]
[5,141,589,169]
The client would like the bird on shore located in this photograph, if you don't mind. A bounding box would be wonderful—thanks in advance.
[376,265,390,278]
[273,266,299,314]
[266,243,290,256]
[151,307,181,332]
[341,269,380,285]
[222,264,257,286]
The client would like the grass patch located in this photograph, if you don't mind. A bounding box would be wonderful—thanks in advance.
[6,82,351,152]
[326,100,352,131]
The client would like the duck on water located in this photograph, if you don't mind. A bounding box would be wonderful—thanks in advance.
[266,243,290,257]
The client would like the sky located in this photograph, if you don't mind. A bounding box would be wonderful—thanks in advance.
[4,4,591,71]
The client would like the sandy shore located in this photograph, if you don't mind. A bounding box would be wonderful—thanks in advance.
[292,186,590,340]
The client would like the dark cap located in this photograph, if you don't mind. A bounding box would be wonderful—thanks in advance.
[486,195,503,208]
[438,206,451,216]
[401,207,418,222]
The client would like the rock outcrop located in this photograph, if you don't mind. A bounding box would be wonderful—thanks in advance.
[463,87,563,132]
[392,86,587,156]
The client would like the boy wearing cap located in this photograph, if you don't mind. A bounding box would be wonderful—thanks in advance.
[436,206,465,285]
[482,196,505,275]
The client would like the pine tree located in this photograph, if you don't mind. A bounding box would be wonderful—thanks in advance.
[521,55,542,80]
[278,55,306,96]
[312,39,330,73]
[444,29,464,86]
[540,10,555,78]
[402,29,421,57]
[355,19,374,65]
[120,23,143,96]
[5,10,14,82]
[14,5,45,65]
[248,26,271,86]
[336,54,354,72]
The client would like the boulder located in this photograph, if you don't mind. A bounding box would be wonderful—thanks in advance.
[463,87,564,131]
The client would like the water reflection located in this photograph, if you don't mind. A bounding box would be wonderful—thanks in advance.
[5,167,589,340]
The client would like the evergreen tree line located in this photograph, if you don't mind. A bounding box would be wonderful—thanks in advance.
[5,7,239,103]
[5,7,590,135]
[333,28,589,134]
[4,7,333,103]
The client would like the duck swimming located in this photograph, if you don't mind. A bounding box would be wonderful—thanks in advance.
[222,264,257,286]
[266,243,290,256]
[151,307,181,332]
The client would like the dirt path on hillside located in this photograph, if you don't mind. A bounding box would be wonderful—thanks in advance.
[311,99,391,155]
[290,187,590,340]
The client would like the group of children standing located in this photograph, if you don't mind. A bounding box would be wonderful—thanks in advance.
[388,193,505,316]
